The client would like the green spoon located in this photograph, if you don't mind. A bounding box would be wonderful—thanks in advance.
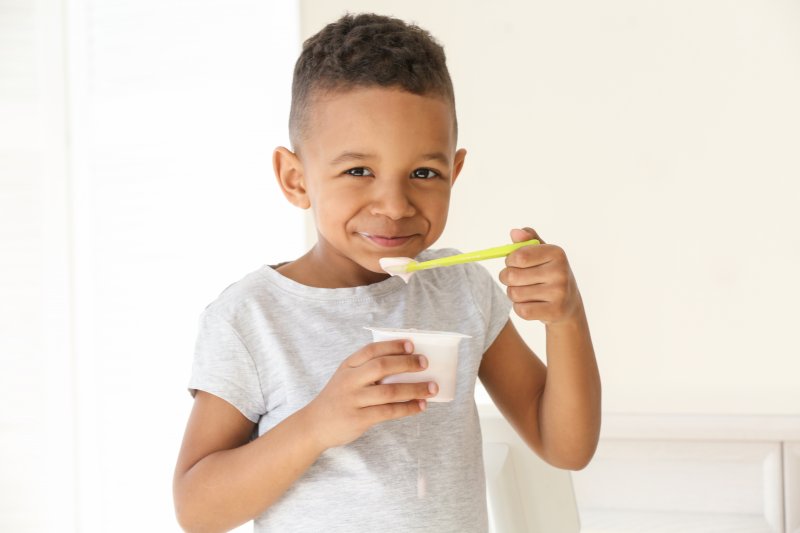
[379,239,540,282]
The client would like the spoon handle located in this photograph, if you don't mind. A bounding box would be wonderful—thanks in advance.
[407,239,540,272]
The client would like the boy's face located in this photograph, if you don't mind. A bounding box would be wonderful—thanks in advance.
[278,86,466,287]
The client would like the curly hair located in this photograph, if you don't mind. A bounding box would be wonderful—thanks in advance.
[289,13,457,148]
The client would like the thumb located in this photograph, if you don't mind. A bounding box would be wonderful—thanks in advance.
[510,227,544,244]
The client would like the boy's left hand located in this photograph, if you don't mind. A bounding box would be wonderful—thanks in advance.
[499,227,583,326]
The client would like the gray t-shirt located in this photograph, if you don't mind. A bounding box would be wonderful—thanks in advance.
[189,248,512,532]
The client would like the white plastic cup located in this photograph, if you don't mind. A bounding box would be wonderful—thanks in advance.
[365,327,471,402]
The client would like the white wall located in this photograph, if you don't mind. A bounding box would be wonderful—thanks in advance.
[0,1,74,530]
[301,0,800,416]
[70,3,305,531]
[1,1,303,531]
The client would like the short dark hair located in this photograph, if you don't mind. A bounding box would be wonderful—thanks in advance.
[289,13,457,149]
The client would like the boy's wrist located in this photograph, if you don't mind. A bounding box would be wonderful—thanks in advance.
[543,302,588,334]
[294,403,333,454]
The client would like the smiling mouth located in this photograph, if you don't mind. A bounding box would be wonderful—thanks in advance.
[358,232,416,248]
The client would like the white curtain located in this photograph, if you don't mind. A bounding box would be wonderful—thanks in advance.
[0,1,303,531]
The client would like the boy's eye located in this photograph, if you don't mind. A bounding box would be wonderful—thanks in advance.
[345,167,373,177]
[411,168,439,180]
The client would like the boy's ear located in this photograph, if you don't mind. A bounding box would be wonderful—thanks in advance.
[273,146,310,209]
[451,148,467,186]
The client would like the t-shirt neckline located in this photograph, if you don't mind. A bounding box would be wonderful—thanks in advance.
[258,262,410,301]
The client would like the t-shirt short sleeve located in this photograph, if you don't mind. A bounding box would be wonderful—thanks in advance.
[464,262,513,352]
[188,311,266,423]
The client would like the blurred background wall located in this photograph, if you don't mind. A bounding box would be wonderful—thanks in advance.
[301,0,800,416]
[1,1,302,531]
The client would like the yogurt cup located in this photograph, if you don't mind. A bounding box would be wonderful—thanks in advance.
[365,327,471,402]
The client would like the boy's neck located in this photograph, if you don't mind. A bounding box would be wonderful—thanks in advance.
[275,246,391,289]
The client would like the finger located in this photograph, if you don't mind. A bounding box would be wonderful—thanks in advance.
[359,354,428,385]
[512,301,553,322]
[362,399,427,424]
[500,257,561,284]
[505,243,563,269]
[510,227,545,244]
[347,340,413,368]
[501,257,569,286]
[506,283,556,304]
[358,381,438,407]
[498,265,553,287]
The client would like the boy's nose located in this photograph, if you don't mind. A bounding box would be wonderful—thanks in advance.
[369,181,416,220]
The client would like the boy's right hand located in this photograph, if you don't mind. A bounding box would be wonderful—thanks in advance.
[304,340,437,449]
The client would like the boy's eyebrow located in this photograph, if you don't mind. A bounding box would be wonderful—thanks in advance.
[329,151,372,165]
[329,151,450,166]
[420,152,450,166]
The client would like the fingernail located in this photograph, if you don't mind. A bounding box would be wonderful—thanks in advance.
[418,355,428,369]
[404,341,413,354]
[418,399,427,411]
[428,382,438,395]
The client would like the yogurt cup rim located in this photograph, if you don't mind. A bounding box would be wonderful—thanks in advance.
[365,326,472,340]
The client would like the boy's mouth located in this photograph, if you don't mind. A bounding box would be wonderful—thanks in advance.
[358,232,415,248]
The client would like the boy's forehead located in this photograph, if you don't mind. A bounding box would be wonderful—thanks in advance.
[304,86,457,156]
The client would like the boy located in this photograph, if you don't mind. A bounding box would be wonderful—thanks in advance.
[174,13,600,533]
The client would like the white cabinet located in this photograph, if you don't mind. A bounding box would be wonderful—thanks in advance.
[479,404,581,533]
[786,442,800,533]
[571,415,800,533]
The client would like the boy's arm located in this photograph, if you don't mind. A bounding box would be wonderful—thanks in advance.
[173,390,323,533]
[173,340,434,533]
[478,228,601,471]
